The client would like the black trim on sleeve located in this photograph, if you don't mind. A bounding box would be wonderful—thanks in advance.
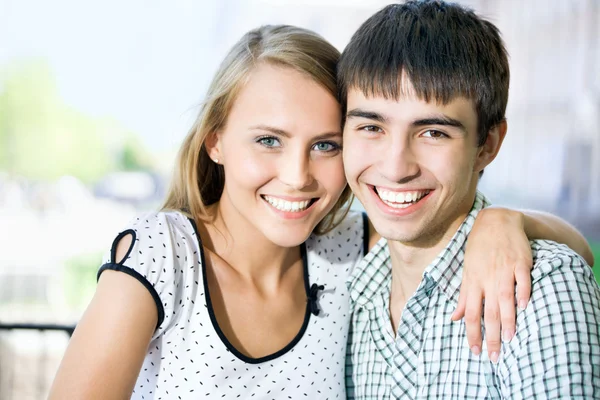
[110,229,137,264]
[362,212,369,256]
[97,263,165,331]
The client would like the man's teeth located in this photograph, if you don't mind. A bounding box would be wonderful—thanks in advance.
[377,189,430,208]
[264,196,311,212]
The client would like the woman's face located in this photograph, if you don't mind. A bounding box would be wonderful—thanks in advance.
[208,63,346,248]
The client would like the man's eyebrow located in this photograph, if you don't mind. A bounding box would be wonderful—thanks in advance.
[345,109,388,123]
[412,116,466,133]
[249,125,341,139]
[346,109,467,133]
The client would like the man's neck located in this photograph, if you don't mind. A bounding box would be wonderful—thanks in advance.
[387,218,466,333]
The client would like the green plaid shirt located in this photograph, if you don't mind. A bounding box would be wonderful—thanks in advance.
[345,191,600,399]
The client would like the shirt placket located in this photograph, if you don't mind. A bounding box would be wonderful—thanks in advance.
[364,291,396,399]
[391,277,435,399]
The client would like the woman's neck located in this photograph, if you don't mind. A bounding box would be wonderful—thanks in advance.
[200,201,301,283]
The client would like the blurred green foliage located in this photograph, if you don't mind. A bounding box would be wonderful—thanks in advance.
[63,252,103,308]
[0,60,151,182]
[592,242,600,284]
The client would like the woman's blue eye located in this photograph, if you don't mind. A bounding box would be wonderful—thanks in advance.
[257,136,281,147]
[312,141,340,152]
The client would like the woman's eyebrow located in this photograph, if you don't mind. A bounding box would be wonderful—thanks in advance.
[249,124,290,137]
[249,125,342,139]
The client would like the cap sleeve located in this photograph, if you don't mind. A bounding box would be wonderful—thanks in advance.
[97,212,188,338]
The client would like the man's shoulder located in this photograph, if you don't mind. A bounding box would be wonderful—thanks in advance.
[505,239,600,395]
[522,239,600,329]
[529,239,594,284]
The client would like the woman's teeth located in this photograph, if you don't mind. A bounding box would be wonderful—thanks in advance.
[263,196,312,212]
[376,189,430,208]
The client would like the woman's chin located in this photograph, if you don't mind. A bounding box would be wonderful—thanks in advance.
[263,226,316,248]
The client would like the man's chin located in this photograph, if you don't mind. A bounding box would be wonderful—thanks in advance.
[371,211,440,243]
[378,231,421,244]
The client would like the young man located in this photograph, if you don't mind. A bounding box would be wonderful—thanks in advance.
[339,1,600,399]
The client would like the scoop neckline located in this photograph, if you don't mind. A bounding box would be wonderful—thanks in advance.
[186,217,312,364]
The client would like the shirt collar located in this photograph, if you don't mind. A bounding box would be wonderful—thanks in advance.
[346,236,392,312]
[346,191,490,311]
[425,191,490,305]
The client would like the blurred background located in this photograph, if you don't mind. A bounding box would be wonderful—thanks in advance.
[0,0,598,398]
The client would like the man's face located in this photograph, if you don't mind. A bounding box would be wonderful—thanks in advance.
[343,85,499,247]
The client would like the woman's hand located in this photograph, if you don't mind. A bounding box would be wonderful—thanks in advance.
[452,207,532,363]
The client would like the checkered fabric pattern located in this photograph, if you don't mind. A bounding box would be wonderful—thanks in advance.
[346,192,600,399]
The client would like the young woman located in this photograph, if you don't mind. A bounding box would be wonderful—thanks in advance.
[49,25,593,399]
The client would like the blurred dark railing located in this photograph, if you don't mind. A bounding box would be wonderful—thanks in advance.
[0,323,75,400]
[0,323,75,337]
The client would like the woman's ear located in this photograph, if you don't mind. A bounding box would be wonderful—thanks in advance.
[475,120,507,173]
[204,132,222,163]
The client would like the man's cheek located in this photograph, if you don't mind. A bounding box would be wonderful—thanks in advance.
[343,153,366,181]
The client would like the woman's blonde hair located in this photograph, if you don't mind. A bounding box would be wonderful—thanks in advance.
[162,25,352,234]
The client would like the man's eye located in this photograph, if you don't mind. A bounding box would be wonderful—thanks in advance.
[256,136,281,147]
[422,130,448,139]
[360,125,383,133]
[312,141,340,152]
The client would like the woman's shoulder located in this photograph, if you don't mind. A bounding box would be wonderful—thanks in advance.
[123,209,193,233]
[99,209,203,336]
[305,210,367,262]
[116,210,197,247]
[100,209,201,285]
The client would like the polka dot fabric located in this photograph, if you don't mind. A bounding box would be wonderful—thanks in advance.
[98,211,366,399]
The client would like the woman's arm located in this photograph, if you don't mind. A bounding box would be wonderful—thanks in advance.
[454,207,593,363]
[48,240,157,400]
[519,209,593,266]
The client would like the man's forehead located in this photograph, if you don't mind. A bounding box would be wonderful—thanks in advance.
[344,68,478,113]
[346,72,418,104]
[344,88,478,133]
[347,88,474,112]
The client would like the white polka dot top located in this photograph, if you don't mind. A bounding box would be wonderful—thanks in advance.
[98,210,367,399]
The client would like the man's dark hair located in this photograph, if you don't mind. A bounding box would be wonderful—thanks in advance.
[338,0,509,146]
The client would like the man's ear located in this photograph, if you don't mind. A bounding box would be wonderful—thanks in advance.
[205,131,222,162]
[475,119,507,173]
